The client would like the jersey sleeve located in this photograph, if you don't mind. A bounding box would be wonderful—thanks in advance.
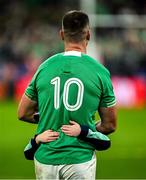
[25,72,38,102]
[78,125,111,150]
[99,70,116,108]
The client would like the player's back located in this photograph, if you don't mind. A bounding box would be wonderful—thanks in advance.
[34,51,109,165]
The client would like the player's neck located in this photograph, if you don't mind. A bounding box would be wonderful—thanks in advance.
[64,41,87,54]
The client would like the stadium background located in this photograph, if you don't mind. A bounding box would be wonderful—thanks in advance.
[0,0,146,178]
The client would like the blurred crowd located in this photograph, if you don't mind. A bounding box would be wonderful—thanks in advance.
[0,0,78,99]
[96,0,146,76]
[97,28,146,76]
[0,0,146,100]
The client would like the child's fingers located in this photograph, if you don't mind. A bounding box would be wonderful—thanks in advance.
[49,132,59,137]
[61,125,72,130]
[62,131,73,136]
[61,128,71,133]
[47,129,53,132]
[47,136,59,142]
[69,120,77,125]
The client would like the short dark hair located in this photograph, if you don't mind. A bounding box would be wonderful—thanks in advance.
[62,10,90,42]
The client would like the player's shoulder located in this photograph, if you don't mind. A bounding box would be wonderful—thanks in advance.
[82,53,110,76]
[37,53,62,70]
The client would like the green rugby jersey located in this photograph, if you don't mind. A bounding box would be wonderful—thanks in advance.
[25,51,116,165]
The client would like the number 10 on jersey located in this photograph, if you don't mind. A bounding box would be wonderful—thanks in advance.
[51,77,84,111]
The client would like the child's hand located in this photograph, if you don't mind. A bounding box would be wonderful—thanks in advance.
[35,130,59,144]
[61,121,81,136]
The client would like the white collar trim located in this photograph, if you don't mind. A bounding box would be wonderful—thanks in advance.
[64,51,81,57]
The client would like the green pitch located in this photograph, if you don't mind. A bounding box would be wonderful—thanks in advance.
[0,101,146,179]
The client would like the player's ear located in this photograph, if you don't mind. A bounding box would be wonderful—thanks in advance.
[86,30,90,41]
[59,30,64,41]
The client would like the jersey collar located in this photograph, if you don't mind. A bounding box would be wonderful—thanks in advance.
[63,51,81,57]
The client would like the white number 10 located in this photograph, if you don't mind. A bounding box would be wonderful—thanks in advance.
[51,77,84,111]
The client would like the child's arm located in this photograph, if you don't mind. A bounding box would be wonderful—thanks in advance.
[62,121,111,151]
[24,115,111,160]
[24,130,59,160]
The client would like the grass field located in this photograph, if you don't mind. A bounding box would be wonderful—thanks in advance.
[0,101,146,179]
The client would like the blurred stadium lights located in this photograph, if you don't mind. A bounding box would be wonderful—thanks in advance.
[89,14,146,28]
[80,0,146,28]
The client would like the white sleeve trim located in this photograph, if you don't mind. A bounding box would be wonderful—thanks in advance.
[107,100,116,107]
